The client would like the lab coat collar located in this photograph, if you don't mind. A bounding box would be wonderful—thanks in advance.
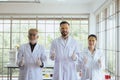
[29,42,37,46]
[59,36,71,48]
[32,43,39,54]
[26,43,39,62]
[27,43,39,53]
[29,42,37,52]
[87,48,97,57]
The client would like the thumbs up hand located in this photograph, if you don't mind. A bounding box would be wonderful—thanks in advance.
[84,56,87,64]
[98,57,102,67]
[37,57,42,66]
[79,71,82,77]
[20,55,24,67]
[71,53,77,61]
[51,49,56,60]
[98,59,101,64]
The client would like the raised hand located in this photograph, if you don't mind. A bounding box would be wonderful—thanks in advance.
[51,49,56,60]
[71,53,77,61]
[98,57,102,67]
[20,55,24,66]
[37,57,42,66]
[84,56,87,64]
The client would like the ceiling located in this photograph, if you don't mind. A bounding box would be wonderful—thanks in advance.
[0,0,97,4]
[40,0,96,4]
[0,0,40,3]
[0,0,106,13]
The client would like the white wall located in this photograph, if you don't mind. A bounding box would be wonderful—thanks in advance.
[0,0,107,35]
[0,3,90,14]
[89,13,96,34]
[88,0,107,34]
[91,0,107,13]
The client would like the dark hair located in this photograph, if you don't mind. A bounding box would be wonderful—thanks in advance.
[60,21,70,26]
[88,34,97,40]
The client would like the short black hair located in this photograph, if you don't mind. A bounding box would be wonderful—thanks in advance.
[88,34,97,40]
[60,21,70,26]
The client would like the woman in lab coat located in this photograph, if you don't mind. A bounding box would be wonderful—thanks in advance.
[17,28,47,80]
[79,34,105,80]
[50,21,80,80]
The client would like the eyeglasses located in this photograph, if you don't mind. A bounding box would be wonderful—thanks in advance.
[29,33,37,36]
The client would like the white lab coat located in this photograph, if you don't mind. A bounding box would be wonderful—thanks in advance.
[80,48,105,80]
[17,43,47,80]
[50,36,80,80]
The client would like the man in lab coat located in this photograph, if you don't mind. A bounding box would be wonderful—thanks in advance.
[17,28,47,80]
[50,21,80,80]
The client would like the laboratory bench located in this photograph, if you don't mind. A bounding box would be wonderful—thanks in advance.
[4,64,53,80]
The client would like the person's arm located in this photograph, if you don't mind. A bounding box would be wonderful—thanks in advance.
[94,51,105,70]
[71,42,80,61]
[77,51,87,78]
[50,40,56,60]
[74,42,85,72]
[17,45,24,67]
[77,51,85,71]
[40,46,47,68]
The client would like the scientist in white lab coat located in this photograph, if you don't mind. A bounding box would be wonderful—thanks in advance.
[17,28,47,80]
[79,34,105,80]
[50,21,80,80]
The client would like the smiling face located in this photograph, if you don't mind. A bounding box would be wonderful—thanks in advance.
[60,23,70,38]
[28,29,39,44]
[88,36,97,48]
